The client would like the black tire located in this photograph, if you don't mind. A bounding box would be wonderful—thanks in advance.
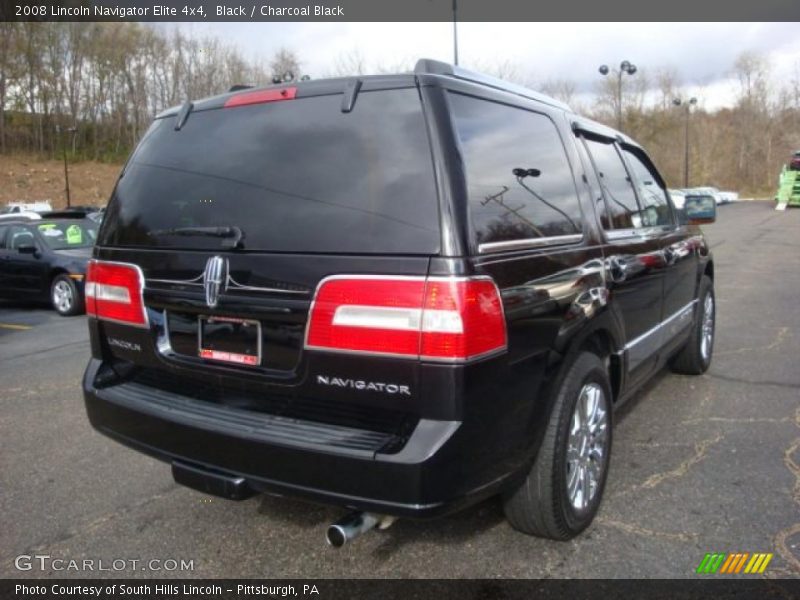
[670,275,714,375]
[503,352,612,540]
[51,274,84,316]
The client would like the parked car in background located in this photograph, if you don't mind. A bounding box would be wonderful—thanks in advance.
[2,201,53,214]
[718,191,739,203]
[82,58,717,545]
[0,211,42,222]
[0,217,97,315]
[789,150,800,170]
[692,187,725,205]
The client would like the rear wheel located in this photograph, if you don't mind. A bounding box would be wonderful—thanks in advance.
[51,274,84,316]
[670,275,714,375]
[503,352,612,539]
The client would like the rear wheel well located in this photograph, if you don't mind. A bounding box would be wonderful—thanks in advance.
[581,331,621,403]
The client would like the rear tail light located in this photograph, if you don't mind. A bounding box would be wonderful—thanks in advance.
[85,260,148,328]
[305,276,506,362]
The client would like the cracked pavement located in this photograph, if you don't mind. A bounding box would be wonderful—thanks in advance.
[1,201,799,578]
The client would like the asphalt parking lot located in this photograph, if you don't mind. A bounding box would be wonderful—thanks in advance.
[1,200,798,579]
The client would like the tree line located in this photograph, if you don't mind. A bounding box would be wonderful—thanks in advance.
[0,22,300,162]
[1,22,799,195]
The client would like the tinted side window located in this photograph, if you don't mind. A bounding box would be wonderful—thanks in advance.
[0,226,7,248]
[583,138,639,230]
[6,225,36,250]
[449,93,582,246]
[622,149,673,227]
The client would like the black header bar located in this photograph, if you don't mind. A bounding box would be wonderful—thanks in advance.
[2,0,800,22]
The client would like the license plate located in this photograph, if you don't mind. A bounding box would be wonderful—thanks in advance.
[198,316,261,366]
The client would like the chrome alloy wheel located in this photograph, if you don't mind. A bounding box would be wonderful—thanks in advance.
[566,383,609,511]
[53,280,74,314]
[700,294,714,362]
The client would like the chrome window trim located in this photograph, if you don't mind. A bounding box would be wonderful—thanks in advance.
[604,226,672,242]
[477,233,583,255]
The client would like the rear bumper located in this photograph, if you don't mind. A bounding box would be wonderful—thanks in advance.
[82,359,512,517]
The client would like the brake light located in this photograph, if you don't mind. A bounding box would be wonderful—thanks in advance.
[85,260,148,328]
[224,87,297,108]
[305,276,506,362]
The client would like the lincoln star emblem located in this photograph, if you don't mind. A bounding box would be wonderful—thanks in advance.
[203,256,227,308]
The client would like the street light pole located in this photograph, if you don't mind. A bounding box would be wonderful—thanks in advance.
[673,97,697,188]
[599,60,637,131]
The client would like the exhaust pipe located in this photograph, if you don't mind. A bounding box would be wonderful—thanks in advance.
[326,512,381,548]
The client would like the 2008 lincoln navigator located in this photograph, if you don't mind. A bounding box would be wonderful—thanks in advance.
[82,59,716,544]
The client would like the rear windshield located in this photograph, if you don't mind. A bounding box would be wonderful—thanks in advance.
[98,88,440,254]
[37,220,97,249]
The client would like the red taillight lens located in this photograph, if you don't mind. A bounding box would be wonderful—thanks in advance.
[85,260,148,328]
[223,87,297,108]
[305,276,506,362]
[420,279,507,360]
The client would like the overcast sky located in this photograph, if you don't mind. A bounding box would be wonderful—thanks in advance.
[177,22,800,110]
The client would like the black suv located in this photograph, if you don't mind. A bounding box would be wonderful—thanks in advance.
[82,59,716,544]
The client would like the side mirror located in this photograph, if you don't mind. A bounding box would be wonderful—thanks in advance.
[684,195,716,225]
[17,245,38,255]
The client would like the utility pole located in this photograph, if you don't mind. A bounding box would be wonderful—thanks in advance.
[56,125,77,208]
[673,97,697,187]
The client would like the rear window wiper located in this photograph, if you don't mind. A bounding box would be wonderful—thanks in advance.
[149,226,245,249]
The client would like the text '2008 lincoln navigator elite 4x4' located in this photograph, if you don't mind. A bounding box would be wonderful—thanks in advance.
[83,59,716,546]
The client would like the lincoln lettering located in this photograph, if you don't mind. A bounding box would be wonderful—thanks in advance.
[316,375,410,396]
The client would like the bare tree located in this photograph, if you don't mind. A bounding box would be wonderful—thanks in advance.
[466,58,529,85]
[0,23,21,153]
[331,48,368,77]
[540,78,578,106]
[270,47,301,82]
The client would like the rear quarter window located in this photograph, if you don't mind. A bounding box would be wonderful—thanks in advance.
[99,88,440,255]
[448,92,583,249]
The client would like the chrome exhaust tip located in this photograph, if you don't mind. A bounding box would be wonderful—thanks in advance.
[326,512,380,548]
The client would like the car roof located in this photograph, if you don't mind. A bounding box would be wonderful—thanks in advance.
[154,57,635,150]
[0,212,42,222]
[155,72,418,119]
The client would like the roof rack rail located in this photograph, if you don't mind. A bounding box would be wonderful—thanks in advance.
[228,84,254,92]
[414,58,571,112]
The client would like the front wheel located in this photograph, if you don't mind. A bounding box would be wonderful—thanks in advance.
[51,274,84,316]
[503,352,612,540]
[670,275,714,375]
